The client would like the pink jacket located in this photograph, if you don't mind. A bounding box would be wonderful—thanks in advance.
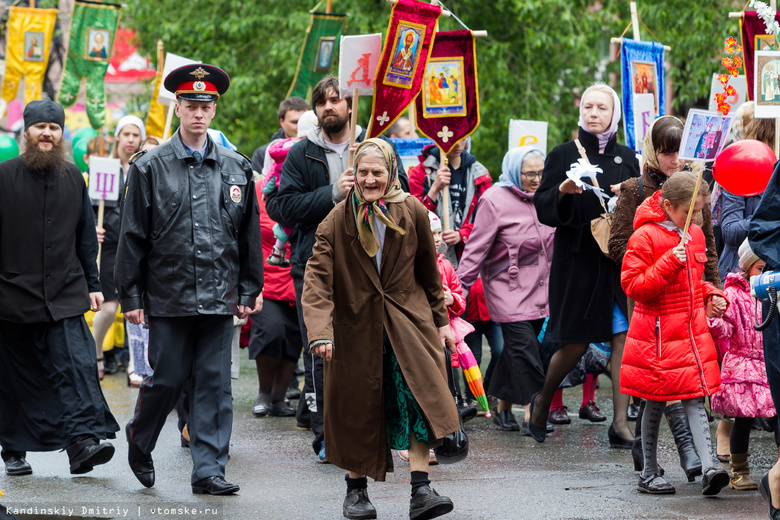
[456,185,554,322]
[709,273,775,417]
[437,253,473,367]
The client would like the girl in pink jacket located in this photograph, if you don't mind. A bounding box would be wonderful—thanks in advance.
[709,238,776,491]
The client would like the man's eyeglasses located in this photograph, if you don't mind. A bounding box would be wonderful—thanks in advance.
[521,171,543,180]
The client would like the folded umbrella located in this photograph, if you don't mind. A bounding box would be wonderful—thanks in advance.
[455,342,490,418]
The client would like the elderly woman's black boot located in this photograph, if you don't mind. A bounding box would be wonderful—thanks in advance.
[665,403,702,482]
[343,475,376,519]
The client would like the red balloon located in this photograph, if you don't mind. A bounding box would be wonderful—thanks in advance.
[713,139,776,197]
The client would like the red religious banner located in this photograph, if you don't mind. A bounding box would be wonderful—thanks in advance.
[740,11,780,101]
[367,0,441,138]
[414,30,479,154]
[106,28,156,83]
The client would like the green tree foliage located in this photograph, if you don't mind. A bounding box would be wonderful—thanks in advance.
[125,0,741,174]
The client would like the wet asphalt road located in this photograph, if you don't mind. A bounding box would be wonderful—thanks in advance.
[0,354,775,520]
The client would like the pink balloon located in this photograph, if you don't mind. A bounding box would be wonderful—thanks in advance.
[713,139,776,197]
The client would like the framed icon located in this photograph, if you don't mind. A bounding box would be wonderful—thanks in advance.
[86,28,111,62]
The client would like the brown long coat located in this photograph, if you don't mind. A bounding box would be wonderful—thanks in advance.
[302,195,460,481]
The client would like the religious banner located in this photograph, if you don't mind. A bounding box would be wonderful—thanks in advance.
[367,0,441,138]
[339,34,382,96]
[754,50,780,118]
[679,109,733,162]
[620,37,665,152]
[88,156,122,203]
[414,30,478,154]
[508,119,548,153]
[739,11,780,100]
[708,74,748,113]
[58,0,122,130]
[632,94,654,153]
[105,28,156,83]
[286,10,347,100]
[1,6,58,113]
[145,45,166,140]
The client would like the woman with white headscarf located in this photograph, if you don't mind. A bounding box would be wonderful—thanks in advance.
[529,83,640,445]
[457,146,554,433]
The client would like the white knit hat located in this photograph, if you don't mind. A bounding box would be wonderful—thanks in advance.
[428,210,442,232]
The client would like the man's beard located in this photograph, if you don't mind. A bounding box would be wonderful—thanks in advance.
[22,135,66,173]
[318,111,349,137]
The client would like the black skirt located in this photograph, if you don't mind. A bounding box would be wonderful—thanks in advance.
[247,298,302,362]
[0,316,119,451]
[488,319,546,405]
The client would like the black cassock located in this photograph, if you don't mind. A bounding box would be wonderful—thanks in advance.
[0,157,118,452]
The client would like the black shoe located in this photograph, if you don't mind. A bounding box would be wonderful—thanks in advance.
[759,472,780,520]
[285,387,302,400]
[342,488,377,519]
[268,403,296,417]
[409,485,454,520]
[67,438,114,475]
[3,452,32,476]
[627,402,640,422]
[637,473,675,494]
[520,421,531,436]
[296,420,312,431]
[252,402,269,418]
[546,421,555,433]
[664,403,702,482]
[192,476,240,495]
[104,351,119,375]
[608,424,633,449]
[493,410,520,431]
[702,467,729,496]
[526,392,546,443]
[579,401,607,422]
[181,435,190,448]
[458,404,477,423]
[126,423,155,488]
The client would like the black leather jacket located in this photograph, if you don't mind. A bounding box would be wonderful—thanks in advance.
[116,131,263,317]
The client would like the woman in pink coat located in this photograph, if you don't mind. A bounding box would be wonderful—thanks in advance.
[709,238,776,491]
[457,146,554,433]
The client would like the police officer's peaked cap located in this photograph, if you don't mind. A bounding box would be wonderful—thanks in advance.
[164,64,230,102]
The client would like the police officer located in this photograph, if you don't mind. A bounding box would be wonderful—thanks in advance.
[116,64,263,495]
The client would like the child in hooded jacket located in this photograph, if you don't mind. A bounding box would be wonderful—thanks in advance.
[708,237,776,491]
[620,171,730,496]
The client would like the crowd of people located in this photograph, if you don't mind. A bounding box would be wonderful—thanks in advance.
[3,66,780,520]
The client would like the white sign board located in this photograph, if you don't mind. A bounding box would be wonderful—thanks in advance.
[88,157,122,202]
[339,34,382,96]
[633,94,655,153]
[708,74,748,114]
[508,119,548,153]
[157,53,198,105]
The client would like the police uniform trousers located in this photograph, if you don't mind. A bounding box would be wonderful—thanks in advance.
[127,314,233,483]
[0,316,119,452]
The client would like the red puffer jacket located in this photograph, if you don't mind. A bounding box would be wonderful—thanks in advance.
[620,191,725,401]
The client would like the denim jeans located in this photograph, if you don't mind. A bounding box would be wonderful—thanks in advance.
[463,320,504,400]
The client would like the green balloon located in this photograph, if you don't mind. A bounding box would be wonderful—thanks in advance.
[0,135,19,162]
[73,137,89,172]
[72,126,97,145]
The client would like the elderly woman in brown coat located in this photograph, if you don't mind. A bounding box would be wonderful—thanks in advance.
[303,138,460,520]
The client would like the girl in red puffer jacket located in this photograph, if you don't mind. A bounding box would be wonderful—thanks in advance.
[620,171,730,496]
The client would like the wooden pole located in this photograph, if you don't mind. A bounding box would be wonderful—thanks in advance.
[440,150,451,231]
[326,0,332,13]
[630,0,641,40]
[347,88,359,168]
[679,169,704,245]
[163,104,175,140]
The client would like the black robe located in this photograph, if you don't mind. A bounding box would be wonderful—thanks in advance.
[533,129,639,344]
[0,157,118,451]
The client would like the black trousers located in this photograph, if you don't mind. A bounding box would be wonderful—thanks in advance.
[292,264,325,455]
[0,317,118,452]
[488,320,546,405]
[127,315,233,483]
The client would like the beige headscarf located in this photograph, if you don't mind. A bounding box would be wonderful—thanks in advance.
[352,138,409,257]
[643,115,682,171]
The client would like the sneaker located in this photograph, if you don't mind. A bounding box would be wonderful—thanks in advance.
[267,247,290,267]
[317,443,329,464]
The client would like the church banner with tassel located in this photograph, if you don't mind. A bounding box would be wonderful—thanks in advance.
[287,10,347,100]
[620,37,665,151]
[57,0,121,130]
[1,6,58,111]
[367,0,441,138]
[739,11,780,101]
[414,30,479,153]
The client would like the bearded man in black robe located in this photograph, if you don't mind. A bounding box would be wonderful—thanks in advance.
[0,99,119,477]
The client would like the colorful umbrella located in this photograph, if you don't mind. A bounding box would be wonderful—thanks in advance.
[455,342,490,418]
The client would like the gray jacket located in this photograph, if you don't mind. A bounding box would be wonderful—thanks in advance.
[116,130,263,316]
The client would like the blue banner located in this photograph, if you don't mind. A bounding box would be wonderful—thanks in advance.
[620,38,665,152]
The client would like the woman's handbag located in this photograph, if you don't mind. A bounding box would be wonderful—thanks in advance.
[434,347,469,464]
[574,139,612,257]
